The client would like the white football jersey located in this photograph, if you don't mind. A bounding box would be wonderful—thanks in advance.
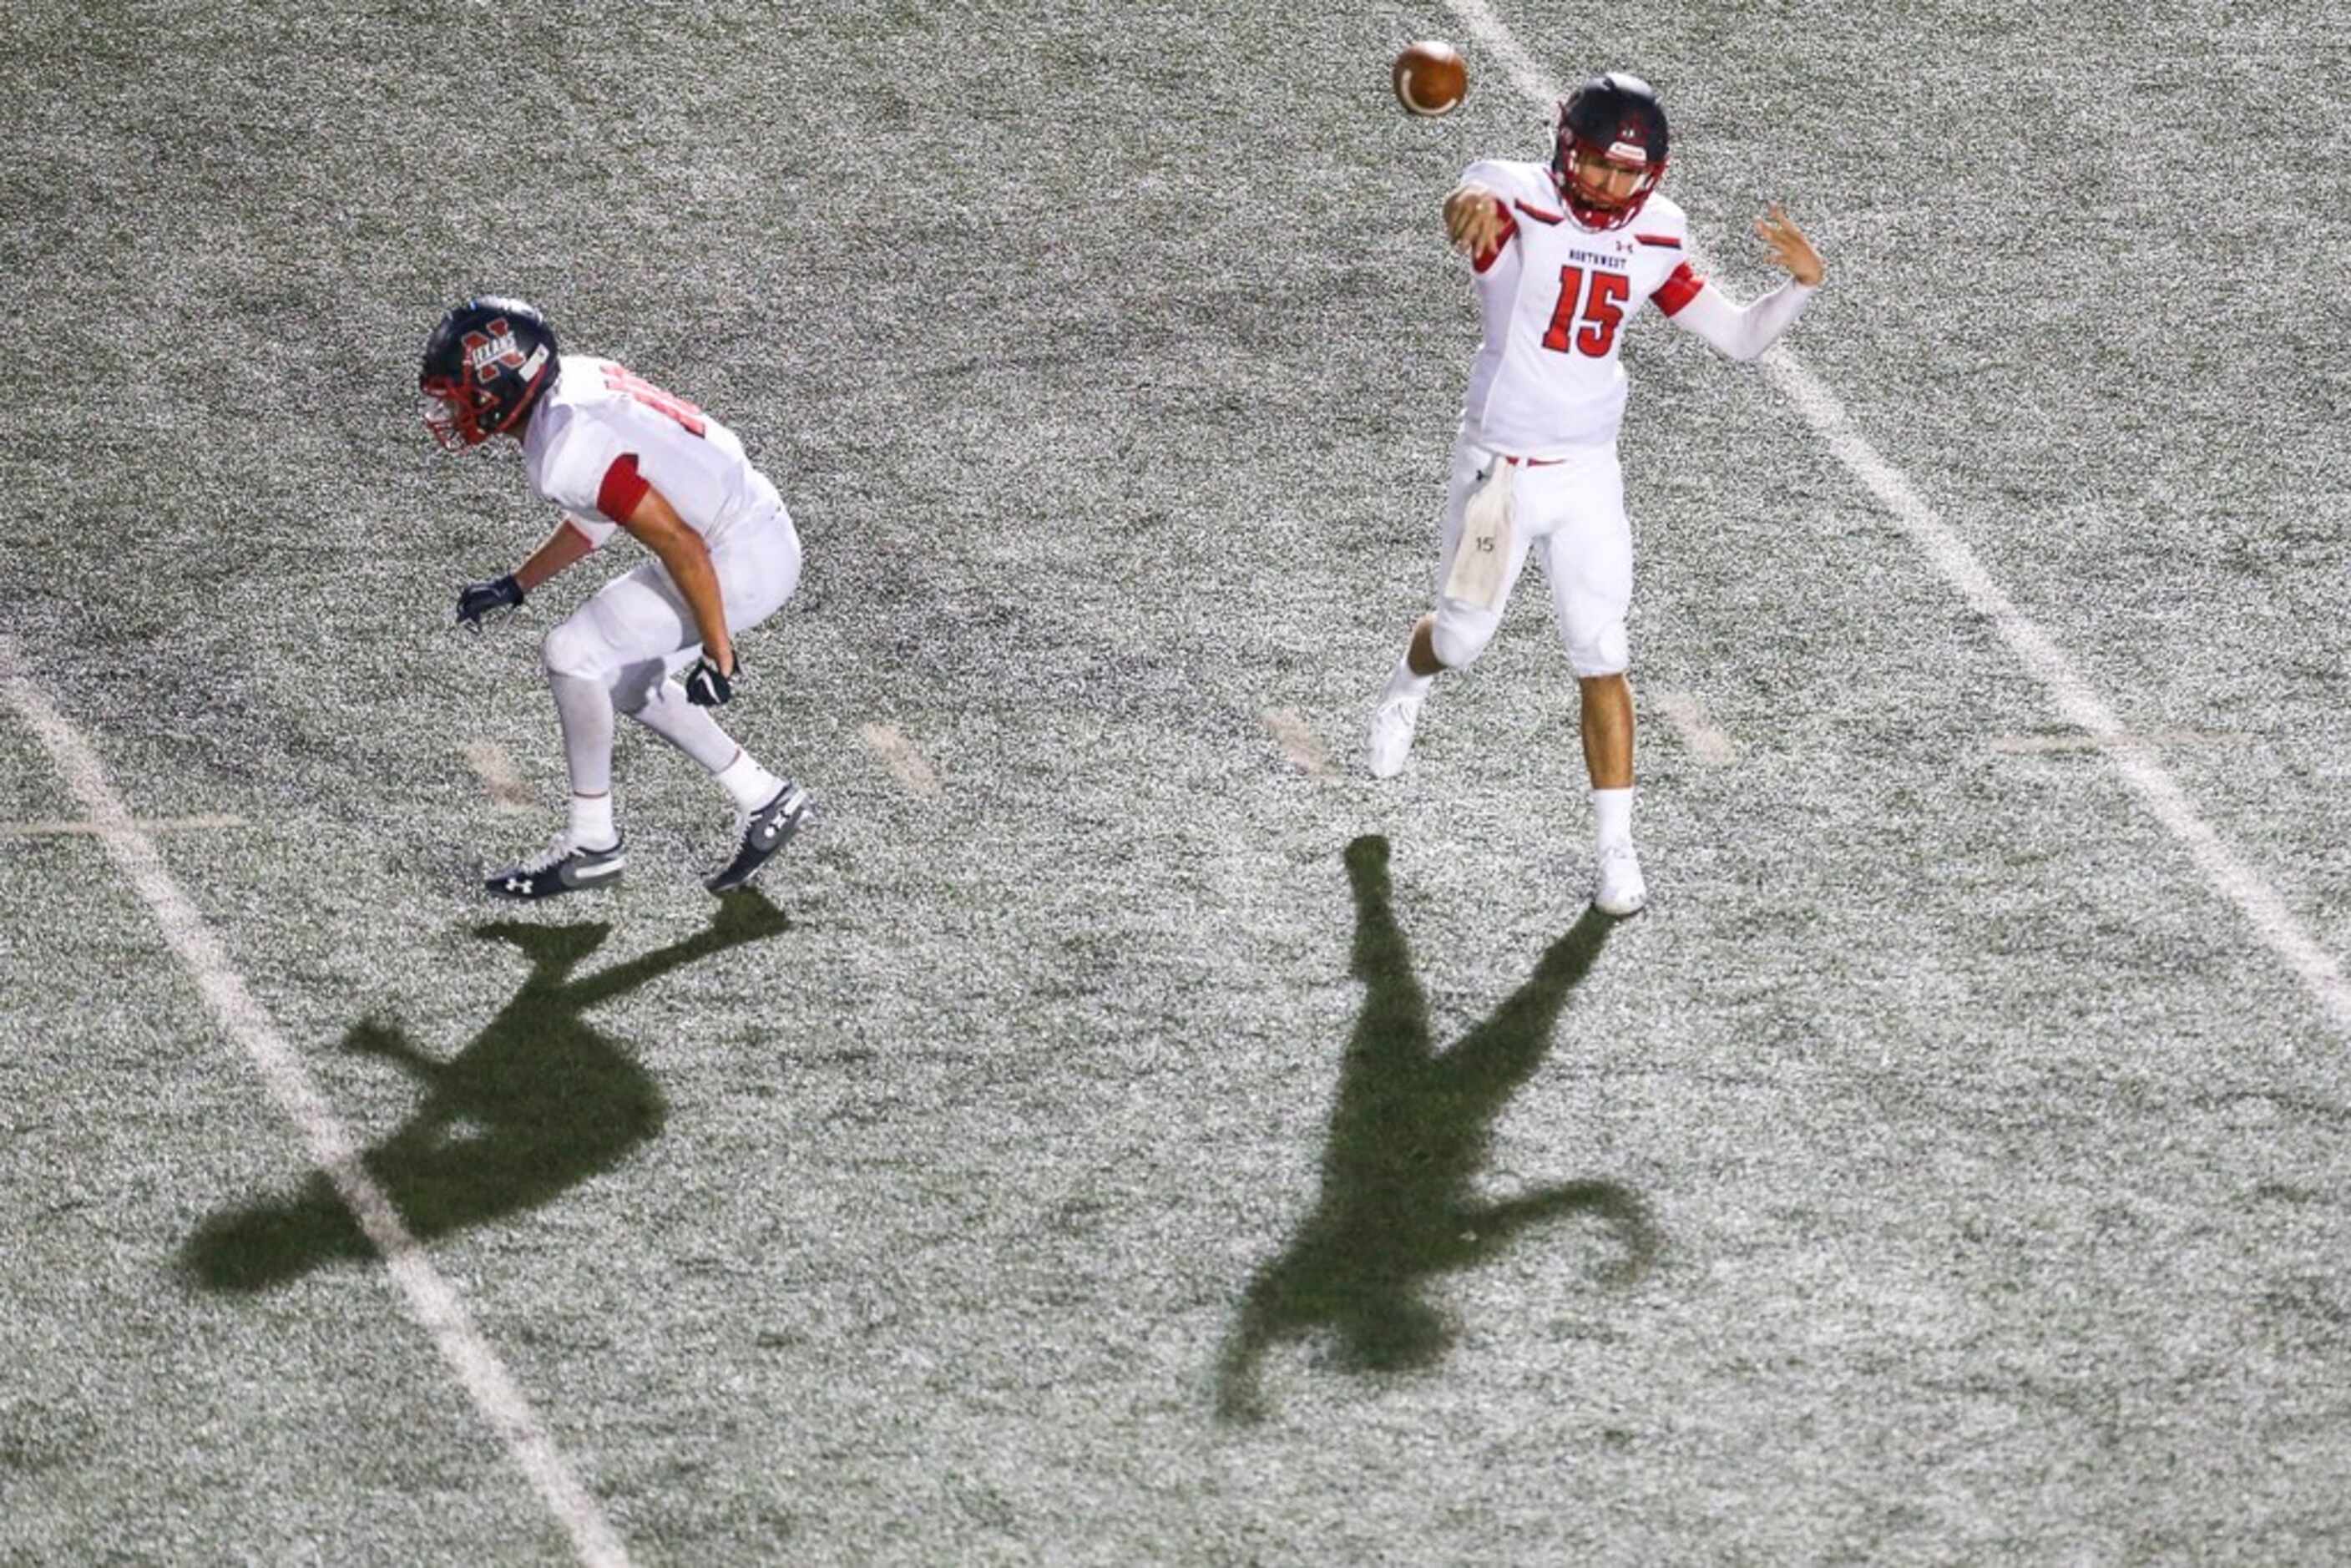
[1454,160,1707,458]
[523,355,781,549]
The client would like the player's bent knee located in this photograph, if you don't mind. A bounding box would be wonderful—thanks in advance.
[540,620,613,685]
[1430,607,1498,670]
[1567,620,1631,678]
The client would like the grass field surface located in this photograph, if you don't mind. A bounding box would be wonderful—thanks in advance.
[4,0,2348,1561]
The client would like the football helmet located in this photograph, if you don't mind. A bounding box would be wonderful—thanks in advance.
[1552,73,1670,230]
[418,296,559,450]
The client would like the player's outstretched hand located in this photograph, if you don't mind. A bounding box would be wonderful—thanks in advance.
[1755,203,1826,286]
[455,574,524,631]
[1444,184,1509,257]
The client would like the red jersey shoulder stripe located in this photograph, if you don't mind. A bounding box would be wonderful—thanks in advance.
[1512,199,1564,225]
[1651,260,1706,316]
[1634,232,1681,248]
[597,453,650,522]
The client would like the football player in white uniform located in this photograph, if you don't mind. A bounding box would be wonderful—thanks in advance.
[419,297,812,899]
[1366,73,1826,917]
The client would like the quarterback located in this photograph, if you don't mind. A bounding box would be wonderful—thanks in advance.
[1366,72,1826,917]
[419,296,811,899]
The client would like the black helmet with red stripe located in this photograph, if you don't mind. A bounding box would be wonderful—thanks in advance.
[1553,73,1670,230]
[418,296,560,450]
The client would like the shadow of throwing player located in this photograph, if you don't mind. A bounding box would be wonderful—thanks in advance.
[181,890,788,1292]
[1215,836,1656,1422]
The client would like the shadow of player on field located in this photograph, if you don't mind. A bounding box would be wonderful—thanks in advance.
[1215,836,1658,1424]
[180,890,789,1292]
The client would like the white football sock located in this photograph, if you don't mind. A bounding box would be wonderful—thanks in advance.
[714,750,786,812]
[1381,655,1435,705]
[568,791,616,850]
[1592,787,1634,853]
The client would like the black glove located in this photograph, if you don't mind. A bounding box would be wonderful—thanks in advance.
[685,652,736,707]
[455,574,525,630]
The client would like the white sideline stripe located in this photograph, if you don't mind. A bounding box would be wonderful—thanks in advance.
[0,645,632,1568]
[1645,689,1736,764]
[464,740,538,813]
[1759,360,2351,1034]
[3,813,246,836]
[1260,708,1332,776]
[859,721,943,799]
[1438,0,2351,1037]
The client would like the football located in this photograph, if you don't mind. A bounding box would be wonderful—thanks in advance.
[1392,40,1468,117]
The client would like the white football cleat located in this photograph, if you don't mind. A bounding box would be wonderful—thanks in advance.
[1367,691,1426,779]
[1593,843,1647,918]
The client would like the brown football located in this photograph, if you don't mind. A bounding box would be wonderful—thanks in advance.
[1392,40,1468,118]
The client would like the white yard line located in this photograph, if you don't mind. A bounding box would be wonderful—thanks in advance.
[1644,688,1736,764]
[1438,0,2351,1037]
[1260,708,1333,777]
[859,721,943,799]
[2,813,246,836]
[0,641,631,1568]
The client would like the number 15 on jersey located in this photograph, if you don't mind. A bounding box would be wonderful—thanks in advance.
[1541,266,1629,358]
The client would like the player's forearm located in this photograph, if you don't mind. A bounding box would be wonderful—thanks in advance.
[655,535,735,667]
[1740,278,1819,357]
[1672,278,1819,362]
[513,517,600,593]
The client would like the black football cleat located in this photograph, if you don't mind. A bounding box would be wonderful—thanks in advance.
[705,782,811,893]
[484,836,626,900]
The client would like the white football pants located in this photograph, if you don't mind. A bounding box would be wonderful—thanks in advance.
[1428,432,1633,677]
[538,505,803,797]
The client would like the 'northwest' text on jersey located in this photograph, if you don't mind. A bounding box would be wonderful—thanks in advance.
[523,356,782,549]
[1457,160,1706,458]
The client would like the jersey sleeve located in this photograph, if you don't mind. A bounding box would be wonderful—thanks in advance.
[1459,158,1528,195]
[1651,259,1706,316]
[560,510,618,549]
[1454,160,1545,271]
[1664,276,1821,361]
[530,405,645,526]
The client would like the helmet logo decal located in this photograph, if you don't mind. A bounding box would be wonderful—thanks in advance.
[461,319,527,384]
[1607,119,1652,163]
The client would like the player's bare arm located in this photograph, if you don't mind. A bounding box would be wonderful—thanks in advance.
[1443,183,1508,255]
[1755,202,1826,286]
[616,483,736,676]
[514,516,601,594]
[456,515,601,629]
